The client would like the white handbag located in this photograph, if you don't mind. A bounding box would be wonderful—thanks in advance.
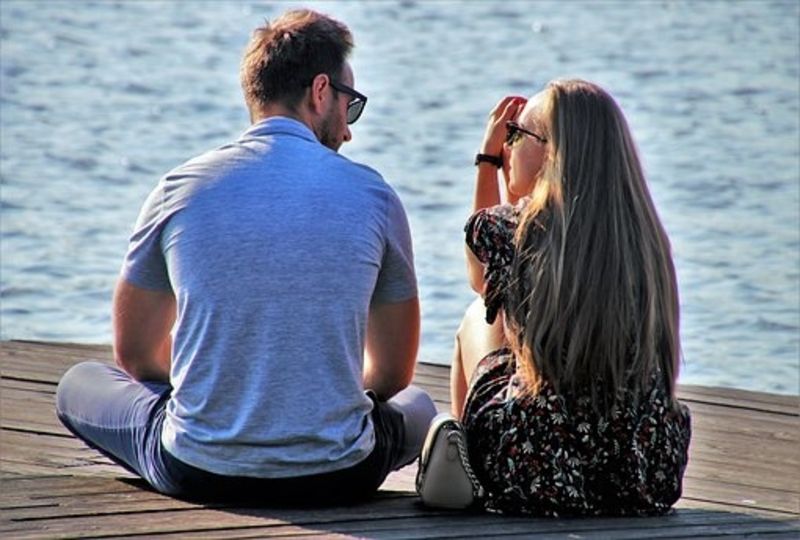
[415,413,483,509]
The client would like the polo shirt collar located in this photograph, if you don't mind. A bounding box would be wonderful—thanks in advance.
[243,116,318,143]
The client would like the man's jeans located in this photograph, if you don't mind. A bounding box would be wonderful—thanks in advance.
[56,361,437,504]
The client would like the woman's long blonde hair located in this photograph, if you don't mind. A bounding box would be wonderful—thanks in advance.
[506,79,681,414]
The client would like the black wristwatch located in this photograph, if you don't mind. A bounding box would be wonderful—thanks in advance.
[474,153,503,168]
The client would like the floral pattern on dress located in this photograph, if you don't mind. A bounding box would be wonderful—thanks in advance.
[464,350,692,517]
[464,204,521,324]
[461,204,692,517]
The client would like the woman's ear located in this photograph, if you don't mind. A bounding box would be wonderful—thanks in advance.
[307,73,330,116]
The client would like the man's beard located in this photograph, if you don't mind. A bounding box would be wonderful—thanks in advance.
[318,107,341,152]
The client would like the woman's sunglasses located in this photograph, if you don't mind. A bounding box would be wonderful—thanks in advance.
[330,80,368,124]
[505,121,548,146]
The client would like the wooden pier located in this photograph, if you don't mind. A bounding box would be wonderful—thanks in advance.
[1,340,798,538]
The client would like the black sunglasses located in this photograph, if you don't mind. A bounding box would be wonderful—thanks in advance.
[505,121,548,145]
[329,79,368,124]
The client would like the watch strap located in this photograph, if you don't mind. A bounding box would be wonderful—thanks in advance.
[474,153,503,168]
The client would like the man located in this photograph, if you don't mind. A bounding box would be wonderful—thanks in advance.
[56,9,436,504]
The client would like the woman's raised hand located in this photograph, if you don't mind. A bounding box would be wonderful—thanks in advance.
[480,96,527,156]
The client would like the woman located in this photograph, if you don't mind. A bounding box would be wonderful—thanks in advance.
[450,80,691,516]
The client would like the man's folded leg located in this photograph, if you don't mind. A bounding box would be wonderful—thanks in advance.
[55,361,180,494]
[374,385,438,471]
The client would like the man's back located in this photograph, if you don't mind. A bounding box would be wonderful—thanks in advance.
[123,117,417,477]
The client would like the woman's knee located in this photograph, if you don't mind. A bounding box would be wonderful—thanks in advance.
[457,297,487,337]
[456,298,504,383]
[457,298,503,346]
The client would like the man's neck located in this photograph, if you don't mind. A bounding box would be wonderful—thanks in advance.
[251,104,312,128]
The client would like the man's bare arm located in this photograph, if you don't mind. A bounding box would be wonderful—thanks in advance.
[363,296,420,401]
[112,279,176,382]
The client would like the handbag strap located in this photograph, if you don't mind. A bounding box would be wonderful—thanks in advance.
[446,423,485,500]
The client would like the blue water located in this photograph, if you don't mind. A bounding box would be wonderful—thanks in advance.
[2,1,798,395]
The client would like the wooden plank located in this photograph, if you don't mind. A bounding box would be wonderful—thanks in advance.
[677,384,799,414]
[0,445,122,474]
[321,520,800,540]
[0,491,794,535]
[676,497,799,518]
[0,343,111,383]
[0,518,784,540]
[0,458,126,479]
[0,472,412,510]
[0,377,57,395]
[2,504,797,540]
[1,478,415,520]
[1,430,93,453]
[1,342,109,361]
[687,429,799,465]
[2,341,113,361]
[146,517,800,540]
[688,411,799,438]
[4,474,793,522]
[686,457,799,492]
[0,499,440,539]
[682,475,799,514]
[686,400,799,430]
[0,417,137,475]
[1,419,69,438]
[0,476,146,501]
[1,386,58,403]
[2,479,795,531]
[4,492,210,521]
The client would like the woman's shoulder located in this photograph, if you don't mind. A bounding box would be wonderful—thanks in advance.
[465,201,525,240]
[476,200,526,222]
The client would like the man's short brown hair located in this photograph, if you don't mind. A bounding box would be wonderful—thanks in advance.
[240,10,353,111]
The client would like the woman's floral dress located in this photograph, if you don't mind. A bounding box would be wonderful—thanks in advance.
[462,203,692,517]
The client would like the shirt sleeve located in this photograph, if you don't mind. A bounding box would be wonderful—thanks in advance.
[371,188,418,304]
[120,182,173,291]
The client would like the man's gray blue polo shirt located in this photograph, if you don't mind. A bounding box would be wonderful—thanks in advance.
[121,117,418,477]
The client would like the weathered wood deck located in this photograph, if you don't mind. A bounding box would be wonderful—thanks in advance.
[1,340,798,539]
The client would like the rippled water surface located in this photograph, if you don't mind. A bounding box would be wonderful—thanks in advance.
[2,1,798,394]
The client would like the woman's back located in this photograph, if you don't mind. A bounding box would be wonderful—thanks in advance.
[462,196,690,516]
[449,79,691,516]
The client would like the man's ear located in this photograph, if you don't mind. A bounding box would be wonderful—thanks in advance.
[307,73,330,116]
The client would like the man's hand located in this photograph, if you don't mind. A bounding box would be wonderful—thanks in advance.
[363,297,420,400]
[112,279,176,382]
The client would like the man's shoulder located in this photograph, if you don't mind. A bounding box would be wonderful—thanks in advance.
[324,151,385,183]
[322,152,403,199]
[154,137,264,192]
[157,142,227,174]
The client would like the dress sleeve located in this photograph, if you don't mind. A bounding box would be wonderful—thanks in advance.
[464,205,519,324]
